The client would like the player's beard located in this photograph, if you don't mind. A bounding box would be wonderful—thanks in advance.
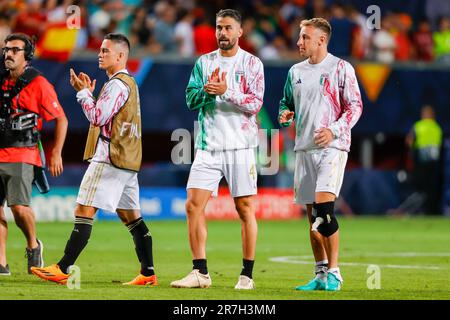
[218,37,237,51]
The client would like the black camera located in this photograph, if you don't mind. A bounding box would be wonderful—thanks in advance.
[10,112,38,130]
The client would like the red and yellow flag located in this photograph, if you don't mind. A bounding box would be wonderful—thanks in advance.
[36,22,78,62]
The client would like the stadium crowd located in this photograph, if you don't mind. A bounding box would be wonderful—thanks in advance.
[0,0,449,62]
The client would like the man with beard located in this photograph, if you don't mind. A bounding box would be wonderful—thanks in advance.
[0,33,67,275]
[170,9,265,290]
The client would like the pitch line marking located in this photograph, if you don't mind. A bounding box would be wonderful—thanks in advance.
[269,252,449,270]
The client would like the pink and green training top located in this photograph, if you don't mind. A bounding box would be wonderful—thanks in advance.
[186,47,265,151]
[278,53,363,152]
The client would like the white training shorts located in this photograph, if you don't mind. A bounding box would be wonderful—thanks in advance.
[187,149,257,197]
[294,148,348,204]
[77,161,140,212]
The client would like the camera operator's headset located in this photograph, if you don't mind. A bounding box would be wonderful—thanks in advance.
[4,33,35,61]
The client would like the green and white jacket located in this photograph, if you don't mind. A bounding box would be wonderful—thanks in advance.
[278,53,363,152]
[186,47,265,151]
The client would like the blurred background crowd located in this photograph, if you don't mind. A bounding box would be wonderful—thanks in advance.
[0,0,449,63]
[1,0,449,216]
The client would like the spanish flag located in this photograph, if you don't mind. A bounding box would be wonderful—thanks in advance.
[36,22,78,62]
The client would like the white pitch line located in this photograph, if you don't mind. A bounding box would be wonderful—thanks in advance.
[269,255,446,270]
[349,252,450,257]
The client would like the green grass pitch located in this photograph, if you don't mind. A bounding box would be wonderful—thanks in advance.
[0,217,449,300]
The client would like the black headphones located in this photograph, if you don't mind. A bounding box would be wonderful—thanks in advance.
[4,33,35,61]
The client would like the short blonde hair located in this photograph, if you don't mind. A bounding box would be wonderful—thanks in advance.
[300,18,332,42]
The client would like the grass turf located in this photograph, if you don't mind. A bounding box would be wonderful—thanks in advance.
[0,217,449,300]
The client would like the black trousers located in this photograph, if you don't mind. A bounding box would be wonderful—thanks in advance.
[412,161,441,214]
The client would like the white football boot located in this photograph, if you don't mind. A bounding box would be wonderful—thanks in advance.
[234,275,255,290]
[170,269,212,288]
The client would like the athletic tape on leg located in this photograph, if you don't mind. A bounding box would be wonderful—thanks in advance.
[312,202,339,237]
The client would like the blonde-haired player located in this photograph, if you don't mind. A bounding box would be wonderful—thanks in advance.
[279,18,363,291]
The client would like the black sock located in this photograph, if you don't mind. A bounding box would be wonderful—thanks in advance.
[193,259,208,275]
[127,218,154,276]
[240,259,254,278]
[57,216,93,273]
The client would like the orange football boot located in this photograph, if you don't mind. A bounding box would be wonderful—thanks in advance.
[123,274,158,286]
[31,264,69,285]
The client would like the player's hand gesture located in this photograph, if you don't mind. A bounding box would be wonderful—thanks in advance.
[70,68,96,92]
[314,128,334,147]
[207,67,220,83]
[279,110,295,125]
[204,70,227,96]
[79,72,96,93]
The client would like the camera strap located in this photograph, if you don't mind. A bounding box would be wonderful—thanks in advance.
[1,67,41,113]
[0,67,42,148]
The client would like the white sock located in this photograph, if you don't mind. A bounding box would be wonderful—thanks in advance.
[315,272,327,281]
[315,259,328,266]
[328,267,343,282]
[314,260,328,280]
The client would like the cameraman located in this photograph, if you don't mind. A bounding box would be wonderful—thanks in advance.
[0,33,67,275]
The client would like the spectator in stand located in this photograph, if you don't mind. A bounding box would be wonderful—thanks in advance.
[239,17,259,55]
[72,1,90,52]
[278,0,306,42]
[153,1,177,54]
[129,6,163,55]
[433,16,450,63]
[394,14,413,61]
[346,4,371,60]
[372,14,396,63]
[259,35,283,60]
[87,0,129,49]
[0,14,11,48]
[285,16,304,51]
[257,15,278,48]
[280,0,306,23]
[174,0,195,11]
[174,9,195,57]
[425,0,450,31]
[7,0,446,61]
[328,3,355,58]
[306,0,330,20]
[122,0,142,10]
[193,10,216,55]
[87,1,113,50]
[129,7,151,47]
[46,0,67,22]
[13,0,47,38]
[412,19,434,61]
